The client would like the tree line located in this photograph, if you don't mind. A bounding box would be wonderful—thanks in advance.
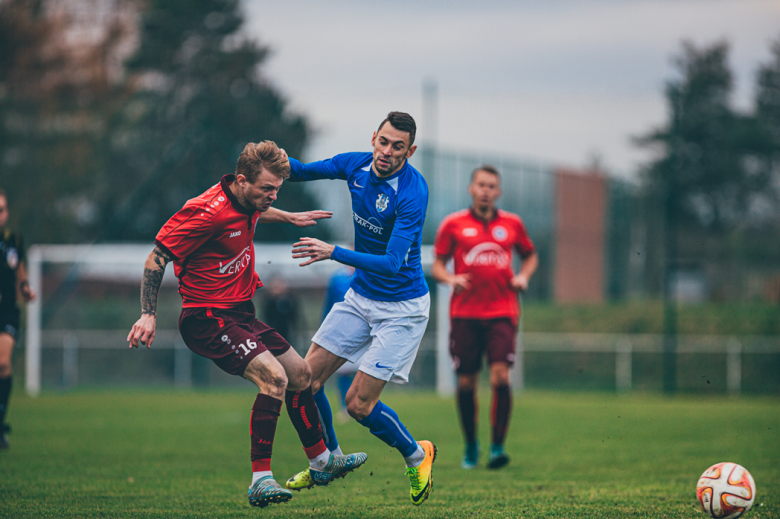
[0,0,324,244]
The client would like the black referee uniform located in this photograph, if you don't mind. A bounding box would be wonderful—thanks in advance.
[0,228,25,446]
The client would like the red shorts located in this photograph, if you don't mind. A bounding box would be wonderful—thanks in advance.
[179,301,291,377]
[449,318,517,375]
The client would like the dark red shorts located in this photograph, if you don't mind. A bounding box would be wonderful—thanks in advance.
[449,318,517,375]
[179,301,291,377]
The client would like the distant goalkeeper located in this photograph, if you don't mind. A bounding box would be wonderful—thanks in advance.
[432,165,538,470]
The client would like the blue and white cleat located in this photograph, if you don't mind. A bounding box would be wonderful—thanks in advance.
[286,452,368,490]
[248,476,293,508]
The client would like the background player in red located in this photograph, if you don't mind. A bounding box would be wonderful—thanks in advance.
[126,141,366,508]
[432,165,538,470]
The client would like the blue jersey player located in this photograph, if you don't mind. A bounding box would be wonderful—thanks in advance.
[284,112,437,505]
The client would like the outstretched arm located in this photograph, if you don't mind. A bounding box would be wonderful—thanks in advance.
[287,156,349,182]
[292,235,412,277]
[256,207,333,227]
[127,246,173,348]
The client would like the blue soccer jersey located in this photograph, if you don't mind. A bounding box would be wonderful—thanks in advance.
[288,152,429,302]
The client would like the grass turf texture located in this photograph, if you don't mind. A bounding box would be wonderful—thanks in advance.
[1,391,777,518]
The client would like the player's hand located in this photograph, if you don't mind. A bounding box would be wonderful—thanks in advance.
[510,273,529,292]
[450,273,471,294]
[20,281,36,302]
[289,210,333,228]
[127,314,156,348]
[292,237,336,267]
[279,148,289,162]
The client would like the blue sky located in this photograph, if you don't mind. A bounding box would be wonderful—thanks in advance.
[243,0,780,179]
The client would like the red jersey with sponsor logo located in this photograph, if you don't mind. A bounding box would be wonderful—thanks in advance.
[155,175,262,308]
[434,209,535,320]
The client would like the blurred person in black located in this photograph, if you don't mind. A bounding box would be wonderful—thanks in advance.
[0,189,36,449]
[262,278,301,346]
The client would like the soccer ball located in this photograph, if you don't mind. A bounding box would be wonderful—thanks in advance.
[696,462,756,519]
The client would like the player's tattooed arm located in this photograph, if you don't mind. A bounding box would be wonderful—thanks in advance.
[129,246,172,349]
[141,246,172,316]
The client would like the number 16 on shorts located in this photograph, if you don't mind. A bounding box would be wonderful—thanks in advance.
[222,334,258,356]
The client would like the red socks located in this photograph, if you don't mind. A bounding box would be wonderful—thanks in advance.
[250,394,282,472]
[285,387,327,459]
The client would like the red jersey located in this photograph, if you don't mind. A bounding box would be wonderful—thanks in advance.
[434,209,535,321]
[155,175,262,308]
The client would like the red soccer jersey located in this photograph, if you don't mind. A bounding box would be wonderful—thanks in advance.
[155,175,262,308]
[434,209,535,321]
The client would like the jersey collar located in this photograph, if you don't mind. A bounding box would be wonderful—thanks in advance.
[470,207,499,224]
[369,160,407,184]
[221,174,256,215]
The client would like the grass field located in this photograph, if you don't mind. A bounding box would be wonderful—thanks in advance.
[1,389,778,518]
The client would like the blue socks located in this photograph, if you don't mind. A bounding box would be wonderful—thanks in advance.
[313,388,340,453]
[358,400,418,458]
[313,391,420,462]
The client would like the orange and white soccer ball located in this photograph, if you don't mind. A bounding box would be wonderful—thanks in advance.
[697,462,756,518]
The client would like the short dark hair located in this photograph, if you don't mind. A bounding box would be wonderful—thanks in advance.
[471,165,501,182]
[235,141,290,182]
[377,111,417,146]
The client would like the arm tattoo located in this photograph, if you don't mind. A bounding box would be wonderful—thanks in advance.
[141,247,172,316]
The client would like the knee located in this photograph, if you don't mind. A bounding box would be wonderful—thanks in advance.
[268,370,288,399]
[490,361,511,383]
[287,362,312,392]
[345,395,371,421]
[310,376,324,395]
[490,367,510,387]
[255,364,288,399]
[457,375,477,392]
[0,363,10,378]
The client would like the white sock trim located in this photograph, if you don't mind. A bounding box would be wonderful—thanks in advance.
[309,449,331,470]
[251,471,273,486]
[404,444,425,468]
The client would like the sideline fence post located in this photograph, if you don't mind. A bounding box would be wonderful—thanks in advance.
[515,295,525,393]
[436,283,454,397]
[616,337,632,393]
[62,334,79,388]
[26,246,43,396]
[727,338,741,396]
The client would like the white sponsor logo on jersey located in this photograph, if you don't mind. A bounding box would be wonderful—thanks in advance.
[462,227,478,237]
[463,242,509,268]
[353,212,384,234]
[229,230,241,238]
[219,245,252,274]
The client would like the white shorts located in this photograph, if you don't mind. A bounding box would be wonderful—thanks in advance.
[312,289,430,384]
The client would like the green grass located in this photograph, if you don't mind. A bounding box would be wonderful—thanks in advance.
[1,390,778,518]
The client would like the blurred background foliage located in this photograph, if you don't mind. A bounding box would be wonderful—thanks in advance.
[1,0,779,307]
[0,0,325,244]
